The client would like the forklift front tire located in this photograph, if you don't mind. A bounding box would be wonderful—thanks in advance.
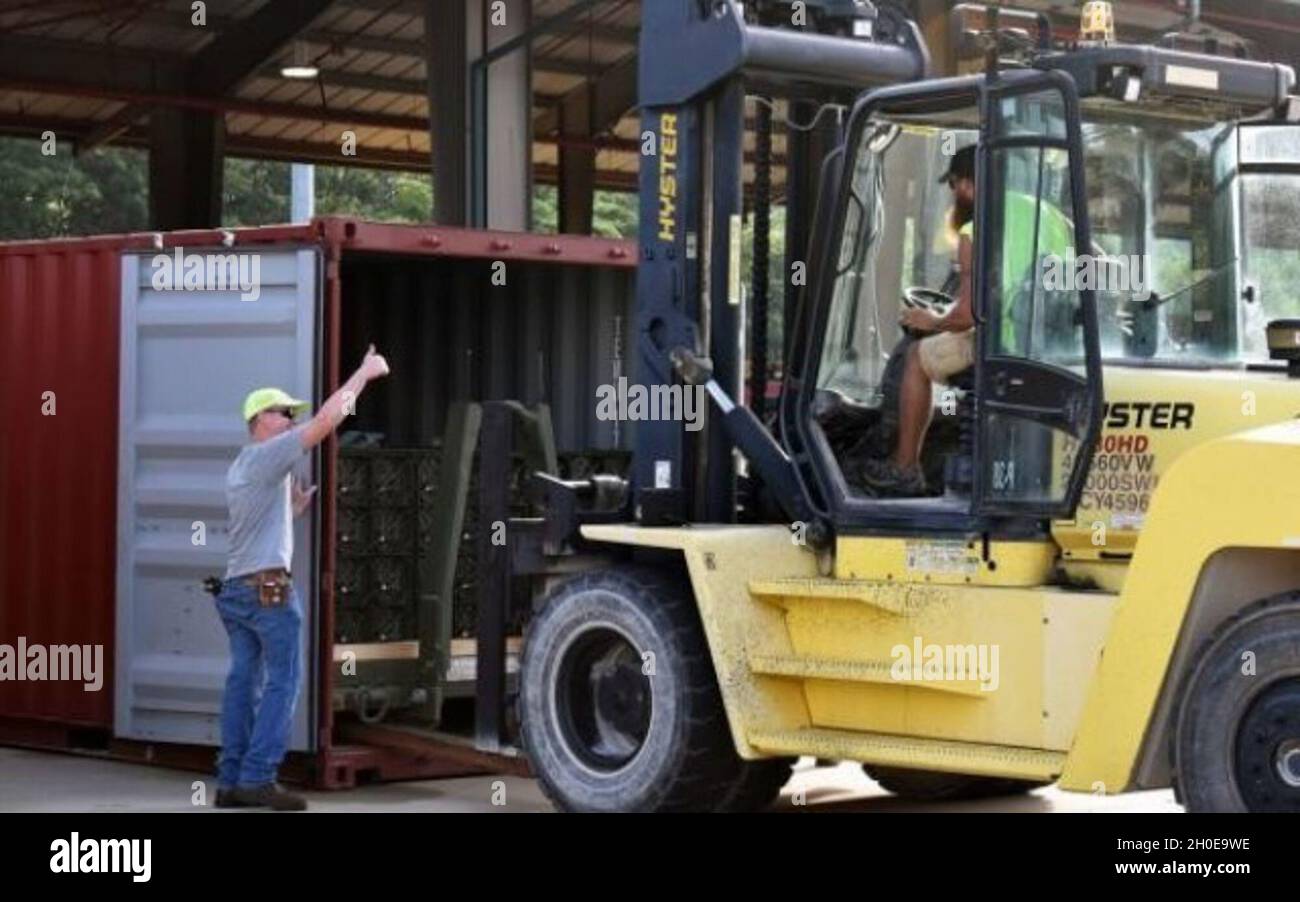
[518,566,743,812]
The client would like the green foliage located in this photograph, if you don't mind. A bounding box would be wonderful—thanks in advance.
[315,164,432,223]
[532,185,637,238]
[222,157,290,226]
[533,184,558,233]
[0,139,438,236]
[223,157,433,226]
[741,204,788,366]
[593,190,638,239]
[0,137,148,239]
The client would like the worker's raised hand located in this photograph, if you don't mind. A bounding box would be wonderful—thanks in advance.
[362,343,391,380]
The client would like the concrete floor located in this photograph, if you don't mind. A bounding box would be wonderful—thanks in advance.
[0,746,1181,813]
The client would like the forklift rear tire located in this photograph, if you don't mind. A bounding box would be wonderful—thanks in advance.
[1172,593,1300,812]
[518,566,744,812]
[864,765,1045,801]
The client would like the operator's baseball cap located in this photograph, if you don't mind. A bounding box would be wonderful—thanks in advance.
[938,143,976,183]
[242,387,310,423]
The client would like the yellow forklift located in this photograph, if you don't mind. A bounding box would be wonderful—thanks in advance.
[503,2,1300,812]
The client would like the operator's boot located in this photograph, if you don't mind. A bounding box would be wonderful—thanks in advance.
[857,458,927,498]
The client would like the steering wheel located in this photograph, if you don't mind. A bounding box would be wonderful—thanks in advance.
[900,286,956,337]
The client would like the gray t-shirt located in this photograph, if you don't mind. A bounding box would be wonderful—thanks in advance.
[225,427,307,579]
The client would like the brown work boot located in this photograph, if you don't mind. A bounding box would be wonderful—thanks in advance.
[214,787,252,809]
[232,783,309,811]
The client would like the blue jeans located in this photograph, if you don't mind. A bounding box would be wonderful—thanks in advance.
[214,579,303,788]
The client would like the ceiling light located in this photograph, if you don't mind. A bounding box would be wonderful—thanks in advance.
[281,42,319,80]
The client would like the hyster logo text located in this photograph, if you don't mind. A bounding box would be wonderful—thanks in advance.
[1103,401,1194,430]
[50,834,151,883]
[658,113,678,242]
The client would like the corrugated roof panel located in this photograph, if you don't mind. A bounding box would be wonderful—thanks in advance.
[380,95,427,117]
[275,119,329,142]
[328,6,421,37]
[339,49,403,72]
[376,132,430,153]
[349,123,397,146]
[0,0,642,185]
[294,121,345,144]
[223,112,262,133]
[611,118,639,139]
[541,40,632,69]
[533,71,587,95]
[239,117,302,139]
[246,78,325,105]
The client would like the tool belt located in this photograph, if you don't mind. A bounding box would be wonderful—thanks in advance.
[239,568,292,607]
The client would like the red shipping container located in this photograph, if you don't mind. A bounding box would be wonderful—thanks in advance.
[0,219,635,786]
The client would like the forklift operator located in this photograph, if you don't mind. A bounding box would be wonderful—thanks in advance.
[859,144,977,496]
[861,143,1074,496]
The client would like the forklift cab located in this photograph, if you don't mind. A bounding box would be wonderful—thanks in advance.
[782,69,1104,534]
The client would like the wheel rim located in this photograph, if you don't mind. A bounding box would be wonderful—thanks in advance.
[554,625,652,773]
[1276,740,1300,789]
[1233,677,1300,810]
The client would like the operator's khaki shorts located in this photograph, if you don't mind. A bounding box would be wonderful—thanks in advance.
[917,328,975,383]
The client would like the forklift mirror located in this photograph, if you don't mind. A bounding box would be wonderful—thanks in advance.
[1122,292,1159,357]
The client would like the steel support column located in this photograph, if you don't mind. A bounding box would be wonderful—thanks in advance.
[148,107,224,230]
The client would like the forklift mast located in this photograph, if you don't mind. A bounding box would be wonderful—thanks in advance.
[632,0,929,527]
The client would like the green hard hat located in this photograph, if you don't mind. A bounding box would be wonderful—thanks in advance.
[242,387,310,423]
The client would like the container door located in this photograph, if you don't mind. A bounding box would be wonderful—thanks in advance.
[115,248,321,751]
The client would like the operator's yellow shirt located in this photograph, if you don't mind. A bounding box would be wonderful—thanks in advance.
[958,192,1075,353]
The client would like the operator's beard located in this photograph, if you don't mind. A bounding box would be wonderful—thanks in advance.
[949,196,974,233]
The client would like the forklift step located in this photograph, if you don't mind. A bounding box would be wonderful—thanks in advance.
[749,577,938,616]
[747,654,988,697]
[746,727,1065,781]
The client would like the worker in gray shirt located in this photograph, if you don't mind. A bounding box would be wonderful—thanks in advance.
[214,345,389,811]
